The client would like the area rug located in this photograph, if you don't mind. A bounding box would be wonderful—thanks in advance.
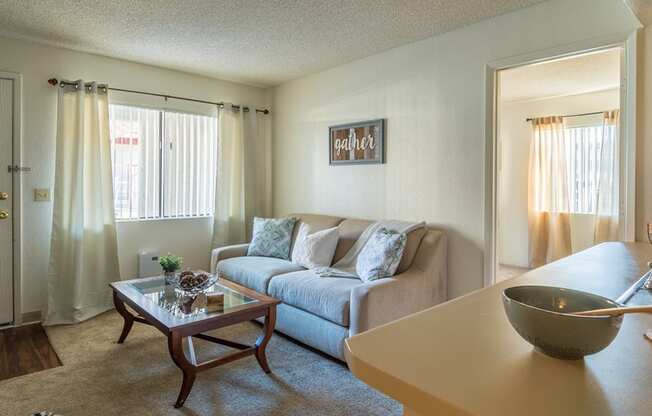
[0,311,401,415]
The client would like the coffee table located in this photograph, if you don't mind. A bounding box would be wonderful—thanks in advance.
[110,276,281,408]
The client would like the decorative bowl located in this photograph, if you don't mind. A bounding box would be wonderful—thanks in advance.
[172,271,218,294]
[502,285,622,359]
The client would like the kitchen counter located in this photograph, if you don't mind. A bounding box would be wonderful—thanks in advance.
[345,242,652,416]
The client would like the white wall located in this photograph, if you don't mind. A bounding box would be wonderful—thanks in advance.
[497,89,620,268]
[0,36,268,315]
[115,218,213,279]
[271,0,640,299]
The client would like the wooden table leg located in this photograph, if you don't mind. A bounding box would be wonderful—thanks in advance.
[113,291,134,344]
[168,331,197,408]
[254,305,276,374]
[186,336,197,365]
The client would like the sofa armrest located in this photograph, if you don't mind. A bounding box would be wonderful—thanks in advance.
[349,229,447,336]
[210,244,250,273]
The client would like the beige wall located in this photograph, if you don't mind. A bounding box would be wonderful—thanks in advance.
[498,89,620,268]
[271,0,640,299]
[0,36,268,314]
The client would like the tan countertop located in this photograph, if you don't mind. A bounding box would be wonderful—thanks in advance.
[345,242,652,416]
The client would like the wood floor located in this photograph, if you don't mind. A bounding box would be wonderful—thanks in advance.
[0,323,61,381]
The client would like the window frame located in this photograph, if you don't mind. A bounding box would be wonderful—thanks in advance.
[109,102,218,222]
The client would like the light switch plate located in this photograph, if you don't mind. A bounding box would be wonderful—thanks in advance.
[34,188,51,202]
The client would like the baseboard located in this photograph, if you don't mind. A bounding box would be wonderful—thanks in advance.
[21,310,42,324]
[498,263,530,270]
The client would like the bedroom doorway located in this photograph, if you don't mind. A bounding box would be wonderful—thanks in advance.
[496,48,621,281]
[484,34,637,287]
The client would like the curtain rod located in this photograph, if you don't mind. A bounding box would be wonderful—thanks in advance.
[47,78,270,115]
[525,110,606,122]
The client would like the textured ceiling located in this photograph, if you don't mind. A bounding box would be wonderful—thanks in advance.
[0,0,545,87]
[499,48,621,102]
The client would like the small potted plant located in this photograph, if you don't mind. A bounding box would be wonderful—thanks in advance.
[159,254,182,283]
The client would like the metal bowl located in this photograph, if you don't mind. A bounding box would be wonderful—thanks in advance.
[502,286,622,360]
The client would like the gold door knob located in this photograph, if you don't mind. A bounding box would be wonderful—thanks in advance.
[0,210,8,219]
[0,192,7,200]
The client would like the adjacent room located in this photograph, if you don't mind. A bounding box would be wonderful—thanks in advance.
[496,48,622,281]
[0,1,651,415]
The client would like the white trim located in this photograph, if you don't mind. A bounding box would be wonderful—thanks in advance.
[0,71,22,326]
[620,32,637,241]
[483,31,637,287]
[483,66,497,289]
[487,31,632,71]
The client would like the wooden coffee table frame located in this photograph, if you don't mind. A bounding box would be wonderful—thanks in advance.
[110,277,281,408]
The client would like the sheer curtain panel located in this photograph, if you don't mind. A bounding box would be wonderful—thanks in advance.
[594,110,620,243]
[46,81,121,325]
[212,104,272,248]
[528,116,572,268]
[243,110,273,238]
[212,104,246,247]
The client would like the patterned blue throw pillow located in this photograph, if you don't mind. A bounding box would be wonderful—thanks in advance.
[356,227,407,282]
[247,217,298,259]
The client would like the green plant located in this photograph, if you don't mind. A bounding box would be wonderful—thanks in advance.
[159,254,182,273]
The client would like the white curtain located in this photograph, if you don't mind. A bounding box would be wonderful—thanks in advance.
[594,110,620,243]
[212,104,272,247]
[46,81,121,325]
[528,116,572,268]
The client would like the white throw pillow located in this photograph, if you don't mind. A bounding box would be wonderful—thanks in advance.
[291,224,339,269]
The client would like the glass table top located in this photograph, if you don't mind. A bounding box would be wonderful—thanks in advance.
[127,276,257,321]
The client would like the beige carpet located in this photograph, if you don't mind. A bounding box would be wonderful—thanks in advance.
[0,311,400,415]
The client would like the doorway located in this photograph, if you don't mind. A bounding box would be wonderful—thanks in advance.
[496,48,622,282]
[484,35,638,287]
[0,72,21,326]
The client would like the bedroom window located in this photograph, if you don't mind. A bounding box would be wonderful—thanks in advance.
[109,104,217,220]
[565,124,610,215]
[530,113,619,216]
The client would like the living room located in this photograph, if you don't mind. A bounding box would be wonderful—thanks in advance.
[1,0,652,415]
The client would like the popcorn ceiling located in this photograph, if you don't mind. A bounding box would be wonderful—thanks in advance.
[0,0,544,87]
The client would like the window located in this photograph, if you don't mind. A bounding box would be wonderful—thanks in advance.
[109,104,217,220]
[565,124,605,214]
[531,115,618,216]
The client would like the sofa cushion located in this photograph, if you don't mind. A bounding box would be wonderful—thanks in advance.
[288,213,344,259]
[333,219,427,273]
[217,256,303,294]
[396,226,427,273]
[332,219,374,264]
[268,270,362,327]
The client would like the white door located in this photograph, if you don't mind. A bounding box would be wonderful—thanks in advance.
[0,78,13,325]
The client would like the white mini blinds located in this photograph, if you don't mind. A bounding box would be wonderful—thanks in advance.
[109,104,217,220]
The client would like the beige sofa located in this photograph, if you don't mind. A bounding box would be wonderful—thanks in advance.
[210,213,447,360]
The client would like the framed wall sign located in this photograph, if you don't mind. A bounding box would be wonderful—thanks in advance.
[329,119,385,165]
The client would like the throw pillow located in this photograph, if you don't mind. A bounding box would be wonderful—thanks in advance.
[356,227,407,282]
[247,217,298,259]
[291,223,339,269]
